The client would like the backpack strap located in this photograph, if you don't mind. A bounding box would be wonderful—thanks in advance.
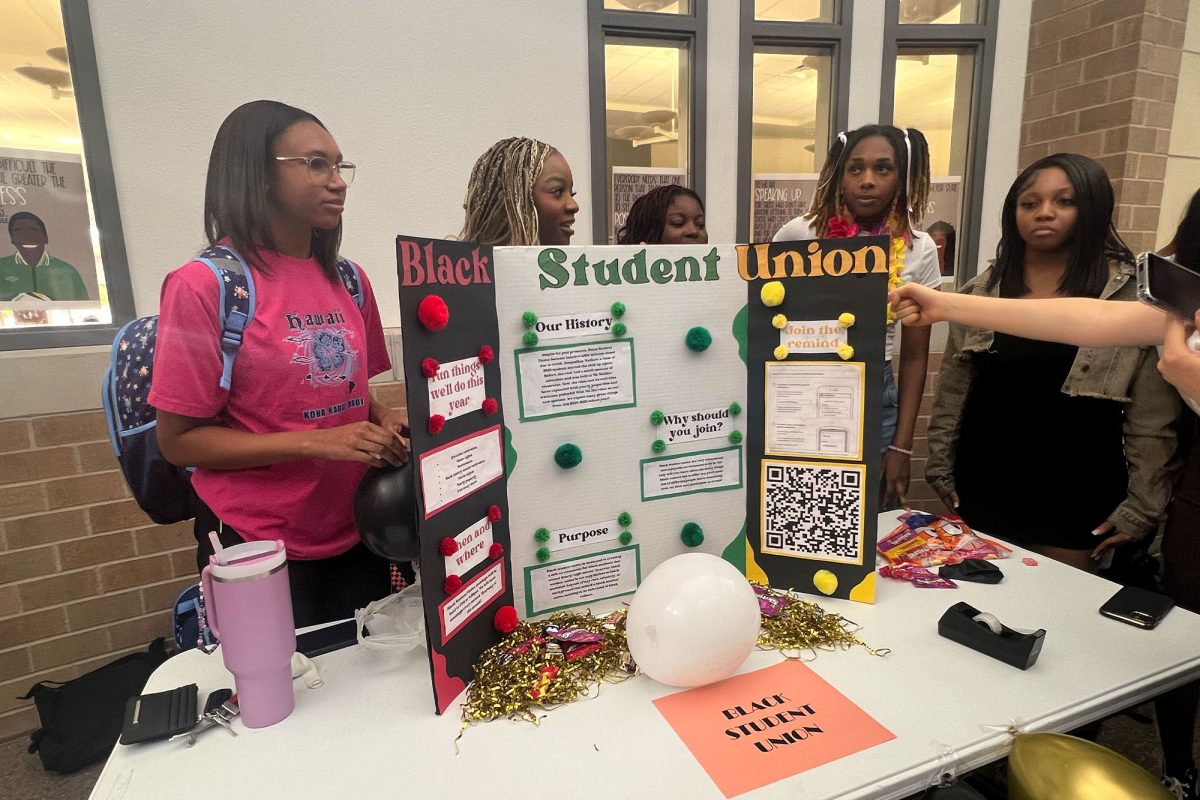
[195,245,256,390]
[336,256,365,309]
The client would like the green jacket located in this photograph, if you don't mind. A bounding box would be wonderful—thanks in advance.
[0,252,89,301]
[926,262,1183,540]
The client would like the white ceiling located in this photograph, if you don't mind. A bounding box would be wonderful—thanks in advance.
[0,0,79,153]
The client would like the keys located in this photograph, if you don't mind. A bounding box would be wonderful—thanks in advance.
[169,690,239,746]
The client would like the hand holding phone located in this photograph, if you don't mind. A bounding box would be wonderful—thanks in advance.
[1136,252,1200,323]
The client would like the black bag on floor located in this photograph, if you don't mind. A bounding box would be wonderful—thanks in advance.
[21,638,168,773]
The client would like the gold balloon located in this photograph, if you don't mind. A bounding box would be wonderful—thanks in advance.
[1008,733,1172,800]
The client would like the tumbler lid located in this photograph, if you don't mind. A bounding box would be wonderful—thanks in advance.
[208,539,286,581]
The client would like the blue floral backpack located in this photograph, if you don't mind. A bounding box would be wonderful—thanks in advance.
[101,245,364,524]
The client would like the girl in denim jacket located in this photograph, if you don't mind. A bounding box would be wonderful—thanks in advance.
[925,153,1181,574]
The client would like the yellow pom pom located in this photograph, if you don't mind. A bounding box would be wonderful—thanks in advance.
[771,313,788,330]
[888,276,905,289]
[773,344,790,360]
[837,343,854,360]
[760,281,786,307]
[837,312,856,328]
[813,569,838,595]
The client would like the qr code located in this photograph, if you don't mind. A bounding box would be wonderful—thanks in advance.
[762,461,864,563]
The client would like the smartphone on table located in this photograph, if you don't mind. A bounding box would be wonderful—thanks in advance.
[1099,585,1174,630]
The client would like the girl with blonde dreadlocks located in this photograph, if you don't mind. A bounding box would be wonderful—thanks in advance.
[460,137,579,246]
[774,125,940,509]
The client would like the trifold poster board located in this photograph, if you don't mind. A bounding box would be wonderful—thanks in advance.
[397,236,889,712]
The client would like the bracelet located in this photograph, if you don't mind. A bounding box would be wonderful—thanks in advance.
[887,444,913,456]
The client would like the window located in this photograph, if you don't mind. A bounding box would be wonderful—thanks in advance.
[737,0,850,242]
[589,0,706,243]
[882,0,997,283]
[1,0,133,349]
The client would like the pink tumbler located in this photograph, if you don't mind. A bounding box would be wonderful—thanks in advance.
[201,540,296,728]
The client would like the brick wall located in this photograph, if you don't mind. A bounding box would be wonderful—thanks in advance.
[1020,0,1190,253]
[0,380,409,741]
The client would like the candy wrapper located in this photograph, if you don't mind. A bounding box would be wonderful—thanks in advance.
[879,564,956,588]
[877,511,1011,567]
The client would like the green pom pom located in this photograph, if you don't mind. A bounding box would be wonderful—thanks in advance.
[534,527,550,543]
[650,410,664,426]
[728,402,742,417]
[536,547,551,563]
[612,321,627,337]
[523,330,539,347]
[685,326,712,352]
[554,443,583,469]
[728,430,743,445]
[651,439,666,453]
[619,531,633,545]
[680,521,704,548]
[611,301,626,319]
[617,511,632,527]
[522,310,538,328]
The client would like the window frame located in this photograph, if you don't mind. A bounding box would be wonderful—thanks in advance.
[1,0,135,351]
[736,0,852,243]
[587,0,708,244]
[880,0,999,284]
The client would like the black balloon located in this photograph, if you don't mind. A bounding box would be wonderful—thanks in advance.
[354,460,420,561]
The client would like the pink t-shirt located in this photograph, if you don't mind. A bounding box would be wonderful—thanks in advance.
[149,248,391,559]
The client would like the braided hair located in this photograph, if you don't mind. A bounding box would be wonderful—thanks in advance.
[616,184,704,245]
[805,125,931,239]
[459,137,555,246]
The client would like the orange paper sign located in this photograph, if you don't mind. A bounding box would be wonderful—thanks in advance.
[652,660,894,797]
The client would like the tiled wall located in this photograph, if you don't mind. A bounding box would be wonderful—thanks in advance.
[0,381,409,741]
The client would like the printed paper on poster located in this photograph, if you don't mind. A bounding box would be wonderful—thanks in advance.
[765,362,865,461]
[525,546,640,616]
[439,560,506,645]
[778,320,848,355]
[641,447,743,501]
[655,406,735,444]
[443,516,494,576]
[516,340,636,420]
[419,425,504,518]
[427,356,486,421]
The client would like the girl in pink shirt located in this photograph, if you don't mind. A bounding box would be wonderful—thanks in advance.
[150,100,409,626]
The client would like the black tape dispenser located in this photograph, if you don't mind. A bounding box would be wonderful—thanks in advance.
[937,601,1045,670]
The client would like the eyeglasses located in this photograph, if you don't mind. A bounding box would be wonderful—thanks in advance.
[274,155,356,186]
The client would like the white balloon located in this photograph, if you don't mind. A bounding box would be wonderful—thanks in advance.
[626,553,761,687]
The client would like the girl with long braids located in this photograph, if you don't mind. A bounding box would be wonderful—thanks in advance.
[616,184,707,245]
[459,137,579,246]
[773,125,941,508]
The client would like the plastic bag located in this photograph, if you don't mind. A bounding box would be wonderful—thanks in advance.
[878,511,1011,567]
[355,580,425,652]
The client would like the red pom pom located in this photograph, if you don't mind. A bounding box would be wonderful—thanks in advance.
[487,504,503,522]
[478,345,494,364]
[494,605,519,634]
[421,357,440,378]
[489,543,504,559]
[439,537,458,556]
[427,414,445,434]
[417,295,450,331]
[481,397,499,415]
[443,575,462,596]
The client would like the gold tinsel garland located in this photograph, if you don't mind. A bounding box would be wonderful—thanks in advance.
[460,585,887,729]
[751,582,890,660]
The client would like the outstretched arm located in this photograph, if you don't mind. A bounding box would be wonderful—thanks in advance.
[890,283,1167,347]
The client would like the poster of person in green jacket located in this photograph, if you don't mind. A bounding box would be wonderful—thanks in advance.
[0,211,89,301]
